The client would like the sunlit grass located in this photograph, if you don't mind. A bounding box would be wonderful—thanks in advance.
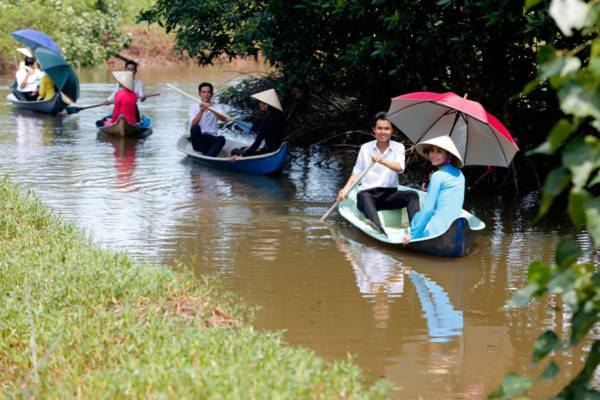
[0,177,390,398]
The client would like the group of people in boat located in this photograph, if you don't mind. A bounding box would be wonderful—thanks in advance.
[98,62,284,159]
[12,47,55,102]
[12,46,464,239]
[187,82,285,159]
[337,112,465,242]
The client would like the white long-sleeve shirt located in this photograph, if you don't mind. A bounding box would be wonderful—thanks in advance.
[352,140,406,191]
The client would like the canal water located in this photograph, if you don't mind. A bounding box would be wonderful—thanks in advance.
[1,63,597,398]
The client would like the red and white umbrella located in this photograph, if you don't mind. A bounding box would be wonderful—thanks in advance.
[386,92,519,167]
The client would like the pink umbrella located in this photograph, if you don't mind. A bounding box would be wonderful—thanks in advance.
[386,92,519,167]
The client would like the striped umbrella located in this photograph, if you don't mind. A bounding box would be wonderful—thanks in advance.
[387,92,519,167]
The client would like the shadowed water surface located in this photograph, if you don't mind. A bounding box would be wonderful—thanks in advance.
[1,64,598,398]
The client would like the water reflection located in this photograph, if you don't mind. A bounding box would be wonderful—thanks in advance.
[1,65,595,398]
[331,229,463,340]
[97,134,140,189]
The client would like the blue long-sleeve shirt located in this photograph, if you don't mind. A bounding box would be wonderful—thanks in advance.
[410,165,465,239]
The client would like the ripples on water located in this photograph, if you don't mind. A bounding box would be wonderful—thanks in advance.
[1,76,596,398]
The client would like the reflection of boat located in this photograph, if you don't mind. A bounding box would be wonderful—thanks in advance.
[176,134,288,175]
[97,114,153,137]
[6,93,66,114]
[338,185,485,257]
[97,133,140,187]
[332,229,463,340]
[331,228,404,298]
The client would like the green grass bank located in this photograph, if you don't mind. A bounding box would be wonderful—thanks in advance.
[0,178,389,399]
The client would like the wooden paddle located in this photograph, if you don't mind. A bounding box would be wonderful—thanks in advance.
[320,148,392,222]
[66,93,161,115]
[165,83,253,133]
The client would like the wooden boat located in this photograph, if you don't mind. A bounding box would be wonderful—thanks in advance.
[176,134,288,175]
[97,114,153,137]
[6,92,66,114]
[337,185,486,257]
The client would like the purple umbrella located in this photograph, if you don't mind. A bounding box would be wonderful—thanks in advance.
[11,29,62,55]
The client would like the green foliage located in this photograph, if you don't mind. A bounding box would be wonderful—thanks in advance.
[0,0,136,69]
[0,177,390,398]
[139,0,557,122]
[493,2,600,396]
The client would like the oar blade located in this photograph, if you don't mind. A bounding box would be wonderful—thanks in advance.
[65,106,81,115]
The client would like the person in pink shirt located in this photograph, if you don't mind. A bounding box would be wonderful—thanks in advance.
[104,71,138,126]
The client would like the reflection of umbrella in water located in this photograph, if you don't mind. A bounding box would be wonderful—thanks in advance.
[34,48,79,102]
[11,29,63,55]
[409,270,463,343]
[387,92,519,167]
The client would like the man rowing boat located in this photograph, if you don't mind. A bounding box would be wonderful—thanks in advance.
[336,112,419,236]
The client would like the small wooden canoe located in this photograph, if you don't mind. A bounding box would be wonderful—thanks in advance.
[7,93,66,114]
[97,115,153,137]
[176,134,288,175]
[338,185,486,257]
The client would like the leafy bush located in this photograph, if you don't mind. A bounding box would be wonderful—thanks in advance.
[491,0,600,398]
[0,0,133,70]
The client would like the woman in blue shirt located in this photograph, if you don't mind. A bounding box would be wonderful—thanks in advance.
[409,135,465,241]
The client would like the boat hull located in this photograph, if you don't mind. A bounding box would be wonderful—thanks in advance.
[338,185,485,257]
[7,93,66,114]
[176,134,288,175]
[97,115,153,137]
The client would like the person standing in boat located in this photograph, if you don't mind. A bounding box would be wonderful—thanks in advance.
[104,60,146,104]
[336,112,418,236]
[13,47,44,101]
[230,89,284,158]
[408,136,465,241]
[188,82,227,157]
[103,71,138,126]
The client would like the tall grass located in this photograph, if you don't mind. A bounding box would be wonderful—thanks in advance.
[0,178,389,398]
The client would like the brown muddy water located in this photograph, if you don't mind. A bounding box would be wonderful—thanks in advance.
[1,63,598,398]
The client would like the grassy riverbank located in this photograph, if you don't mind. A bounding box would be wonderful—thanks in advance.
[0,178,389,398]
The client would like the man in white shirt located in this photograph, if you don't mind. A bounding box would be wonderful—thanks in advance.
[188,82,227,157]
[337,112,419,235]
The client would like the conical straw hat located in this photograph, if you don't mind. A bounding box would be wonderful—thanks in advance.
[17,47,33,58]
[415,135,464,168]
[251,89,282,111]
[112,71,134,91]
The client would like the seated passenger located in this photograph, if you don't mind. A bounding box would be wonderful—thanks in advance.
[230,89,284,158]
[409,136,465,241]
[336,112,419,236]
[37,74,56,101]
[13,48,44,102]
[104,71,138,126]
[188,82,227,157]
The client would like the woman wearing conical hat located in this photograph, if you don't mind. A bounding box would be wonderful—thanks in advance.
[408,135,465,241]
[230,89,285,158]
[103,71,138,126]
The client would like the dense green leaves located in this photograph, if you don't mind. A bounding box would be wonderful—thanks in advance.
[0,0,131,68]
[540,361,560,379]
[139,0,558,118]
[555,238,581,270]
[536,167,571,220]
[532,331,561,363]
[497,0,600,398]
[489,372,533,399]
